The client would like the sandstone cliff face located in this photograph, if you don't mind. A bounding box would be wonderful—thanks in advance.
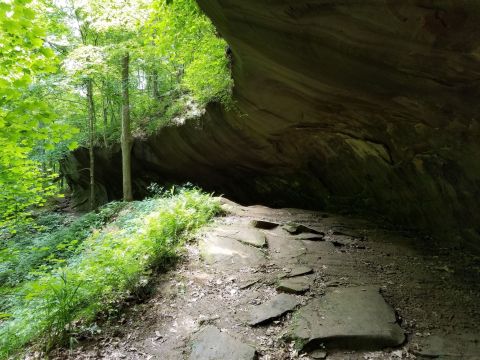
[64,1,480,247]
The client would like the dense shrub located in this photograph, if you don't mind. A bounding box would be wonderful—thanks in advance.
[0,189,219,357]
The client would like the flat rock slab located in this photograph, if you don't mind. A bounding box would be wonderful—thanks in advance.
[325,234,357,247]
[290,286,405,351]
[294,233,325,241]
[216,226,267,248]
[218,198,247,216]
[190,326,256,360]
[286,266,314,278]
[283,222,324,236]
[230,228,267,248]
[267,234,307,261]
[248,294,300,326]
[239,274,263,289]
[250,219,279,230]
[277,276,312,294]
[410,333,480,359]
[199,234,264,268]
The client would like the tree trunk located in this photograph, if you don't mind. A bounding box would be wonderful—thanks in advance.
[152,69,160,100]
[86,78,96,210]
[109,98,117,125]
[102,88,108,147]
[121,52,133,202]
[59,160,64,191]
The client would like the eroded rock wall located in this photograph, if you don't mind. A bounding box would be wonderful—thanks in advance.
[195,0,480,246]
[64,1,480,247]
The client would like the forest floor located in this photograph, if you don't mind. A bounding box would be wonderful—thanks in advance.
[52,198,480,360]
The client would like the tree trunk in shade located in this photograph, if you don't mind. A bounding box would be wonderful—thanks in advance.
[121,52,133,202]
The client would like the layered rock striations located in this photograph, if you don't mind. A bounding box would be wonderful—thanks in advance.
[63,1,480,247]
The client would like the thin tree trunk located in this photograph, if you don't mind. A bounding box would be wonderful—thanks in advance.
[59,160,64,191]
[152,69,160,100]
[121,52,133,202]
[86,78,96,210]
[102,87,108,147]
[108,98,117,125]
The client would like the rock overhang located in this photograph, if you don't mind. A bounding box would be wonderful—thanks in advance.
[63,1,480,250]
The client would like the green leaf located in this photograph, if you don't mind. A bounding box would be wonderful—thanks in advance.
[67,141,79,150]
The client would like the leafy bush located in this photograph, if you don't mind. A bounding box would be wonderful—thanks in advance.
[0,189,219,357]
[0,202,126,290]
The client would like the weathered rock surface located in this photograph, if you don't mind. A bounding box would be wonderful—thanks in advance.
[410,333,480,359]
[290,286,405,350]
[277,276,312,294]
[218,227,267,248]
[285,265,313,278]
[190,326,256,360]
[60,203,480,359]
[63,1,480,249]
[267,233,307,261]
[283,223,323,236]
[195,0,480,249]
[247,294,300,326]
[249,220,279,230]
[325,234,357,247]
[199,234,264,268]
[293,233,325,241]
[309,350,327,360]
[238,275,262,290]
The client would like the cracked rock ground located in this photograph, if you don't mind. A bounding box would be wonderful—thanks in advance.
[57,198,480,359]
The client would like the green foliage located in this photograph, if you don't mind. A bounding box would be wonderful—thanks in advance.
[0,0,232,228]
[182,43,233,105]
[0,1,229,356]
[0,0,76,229]
[0,189,220,357]
[0,202,126,290]
[43,0,232,147]
[147,0,233,105]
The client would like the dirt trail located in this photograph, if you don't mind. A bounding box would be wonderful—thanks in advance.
[59,199,480,359]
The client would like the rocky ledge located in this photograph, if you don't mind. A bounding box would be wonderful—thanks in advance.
[63,1,480,248]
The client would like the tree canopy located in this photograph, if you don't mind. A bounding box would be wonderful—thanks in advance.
[0,0,232,229]
[0,0,74,227]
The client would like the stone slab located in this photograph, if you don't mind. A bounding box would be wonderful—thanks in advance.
[250,219,279,230]
[267,234,307,261]
[287,266,314,278]
[248,294,300,326]
[325,234,357,247]
[283,222,324,235]
[410,333,480,359]
[199,234,265,268]
[277,276,312,294]
[229,228,267,248]
[239,274,263,289]
[290,286,405,350]
[190,326,256,360]
[294,233,325,241]
[216,226,267,248]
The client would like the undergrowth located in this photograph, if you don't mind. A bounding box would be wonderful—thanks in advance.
[0,202,126,290]
[0,188,219,358]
